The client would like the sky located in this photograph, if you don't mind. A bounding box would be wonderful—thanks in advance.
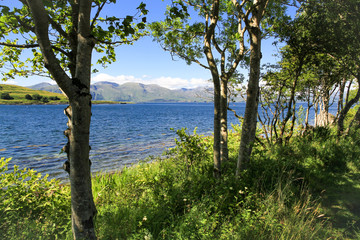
[1,0,284,90]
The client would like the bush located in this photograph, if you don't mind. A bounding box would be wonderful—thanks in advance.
[25,94,33,100]
[42,96,49,103]
[49,96,60,101]
[32,93,43,101]
[0,92,14,100]
[167,127,211,173]
[0,157,71,239]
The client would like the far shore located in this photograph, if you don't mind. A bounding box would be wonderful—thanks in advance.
[0,100,133,105]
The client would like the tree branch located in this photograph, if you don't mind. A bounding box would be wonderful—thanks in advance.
[163,45,210,70]
[0,42,38,48]
[48,16,69,40]
[26,0,73,99]
[0,41,72,59]
[90,1,106,30]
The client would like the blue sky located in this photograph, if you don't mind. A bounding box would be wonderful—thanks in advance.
[2,0,284,89]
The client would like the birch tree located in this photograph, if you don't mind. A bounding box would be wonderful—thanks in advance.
[234,0,294,174]
[151,0,248,177]
[0,1,147,238]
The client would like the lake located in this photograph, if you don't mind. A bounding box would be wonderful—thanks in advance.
[0,102,336,181]
[0,103,244,180]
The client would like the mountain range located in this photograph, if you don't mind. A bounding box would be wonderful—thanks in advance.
[29,81,213,103]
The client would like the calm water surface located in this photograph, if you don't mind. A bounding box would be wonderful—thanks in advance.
[0,102,337,180]
[0,103,244,180]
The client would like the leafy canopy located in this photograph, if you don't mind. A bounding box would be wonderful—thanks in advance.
[0,0,148,81]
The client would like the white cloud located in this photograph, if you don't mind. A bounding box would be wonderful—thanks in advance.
[92,73,211,90]
[3,80,18,85]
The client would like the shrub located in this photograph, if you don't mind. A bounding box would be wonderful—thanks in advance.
[167,127,211,173]
[49,96,60,101]
[42,96,49,103]
[0,92,14,100]
[32,93,43,101]
[0,157,71,239]
[25,94,33,100]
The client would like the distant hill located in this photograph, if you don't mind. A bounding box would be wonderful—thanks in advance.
[29,81,212,103]
[29,82,62,93]
[0,84,67,104]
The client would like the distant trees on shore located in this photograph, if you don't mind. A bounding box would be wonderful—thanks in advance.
[25,93,60,103]
[1,92,60,103]
[0,93,13,100]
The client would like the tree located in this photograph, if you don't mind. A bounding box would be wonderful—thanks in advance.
[235,0,295,174]
[25,94,33,100]
[297,0,360,134]
[32,93,43,101]
[0,92,13,100]
[42,96,49,103]
[151,0,248,177]
[0,1,147,238]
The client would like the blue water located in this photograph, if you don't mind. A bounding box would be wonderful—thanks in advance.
[0,103,244,180]
[0,102,337,180]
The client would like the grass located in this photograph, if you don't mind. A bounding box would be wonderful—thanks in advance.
[0,84,132,105]
[1,126,360,239]
[0,84,68,104]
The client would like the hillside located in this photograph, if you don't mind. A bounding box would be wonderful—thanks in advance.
[29,82,62,93]
[30,81,212,103]
[0,84,68,104]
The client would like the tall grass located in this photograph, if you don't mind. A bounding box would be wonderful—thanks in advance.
[1,126,359,239]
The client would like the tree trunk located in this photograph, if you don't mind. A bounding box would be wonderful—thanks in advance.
[278,58,303,143]
[26,1,97,238]
[69,1,97,237]
[204,0,221,178]
[210,77,221,178]
[337,77,346,115]
[220,76,228,163]
[347,106,360,133]
[236,21,262,175]
[68,98,96,239]
[338,74,360,134]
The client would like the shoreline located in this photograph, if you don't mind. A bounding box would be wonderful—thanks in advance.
[0,100,133,105]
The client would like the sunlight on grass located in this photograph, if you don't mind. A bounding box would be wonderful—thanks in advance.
[1,126,360,239]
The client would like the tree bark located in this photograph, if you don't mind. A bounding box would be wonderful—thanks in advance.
[236,24,262,175]
[204,0,221,178]
[347,106,360,133]
[70,1,96,239]
[338,73,360,135]
[26,0,97,238]
[69,98,96,240]
[236,0,269,176]
[220,76,229,163]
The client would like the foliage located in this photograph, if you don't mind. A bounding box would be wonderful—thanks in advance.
[31,93,42,101]
[91,128,358,239]
[0,158,71,239]
[24,94,33,100]
[0,92,13,100]
[41,96,49,103]
[49,96,60,101]
[167,128,211,172]
[1,127,360,239]
[0,1,148,79]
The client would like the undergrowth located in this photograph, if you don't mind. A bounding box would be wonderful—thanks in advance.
[0,158,71,239]
[1,126,360,239]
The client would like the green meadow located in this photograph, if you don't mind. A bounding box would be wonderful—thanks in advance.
[0,84,68,104]
[0,84,126,105]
